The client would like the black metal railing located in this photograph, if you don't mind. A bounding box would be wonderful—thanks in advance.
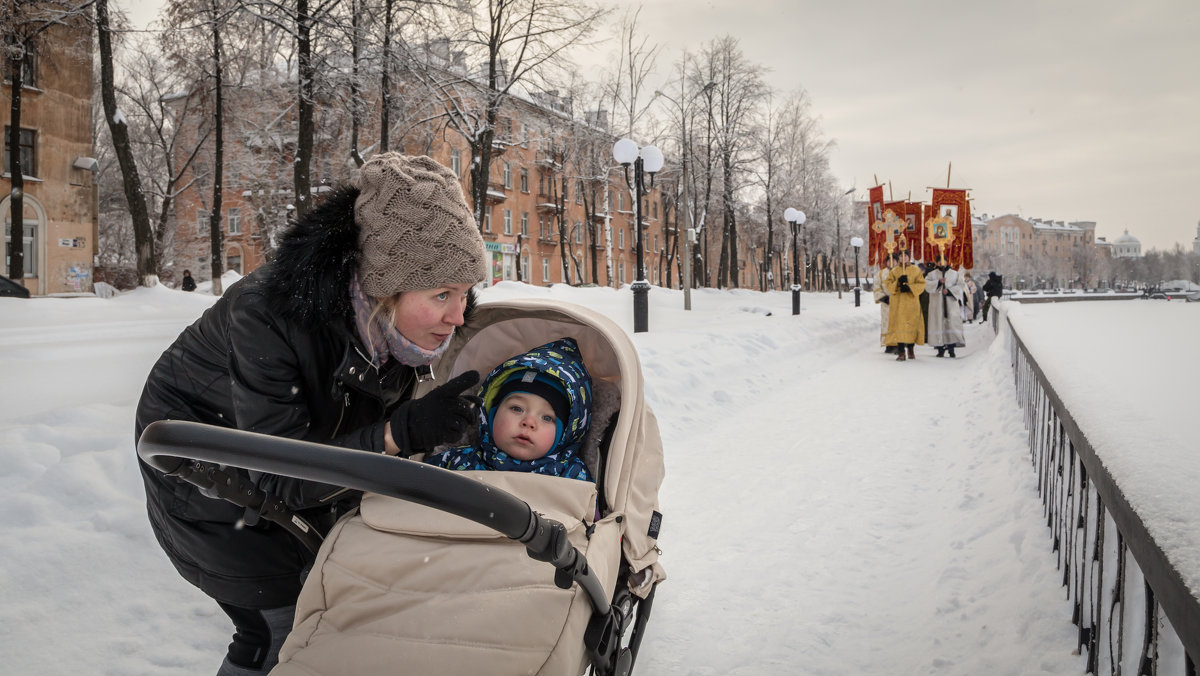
[1005,313,1198,674]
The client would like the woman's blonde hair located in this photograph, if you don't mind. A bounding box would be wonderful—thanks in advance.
[364,293,401,348]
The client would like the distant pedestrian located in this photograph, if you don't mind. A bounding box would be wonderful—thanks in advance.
[181,269,197,292]
[873,254,894,353]
[925,256,966,358]
[919,260,935,331]
[981,271,1003,322]
[961,272,978,322]
[883,248,926,361]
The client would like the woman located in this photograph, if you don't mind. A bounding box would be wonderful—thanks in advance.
[134,154,487,675]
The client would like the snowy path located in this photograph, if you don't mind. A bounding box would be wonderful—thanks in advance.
[634,305,1086,675]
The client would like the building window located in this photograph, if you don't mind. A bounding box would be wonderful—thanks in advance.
[3,218,37,277]
[538,173,545,196]
[654,234,659,252]
[521,212,529,236]
[618,228,624,250]
[619,262,626,284]
[4,49,37,88]
[3,127,36,177]
[520,168,529,192]
[226,253,243,274]
[542,257,550,283]
[538,215,546,238]
[521,254,529,280]
[503,208,513,235]
[450,149,462,178]
[503,162,512,189]
[484,208,492,233]
[196,209,210,236]
[574,221,583,244]
[227,207,242,235]
[576,180,584,205]
[618,191,624,211]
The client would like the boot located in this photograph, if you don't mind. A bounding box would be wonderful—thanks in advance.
[935,346,945,358]
[906,345,915,360]
[948,345,957,358]
[896,350,907,362]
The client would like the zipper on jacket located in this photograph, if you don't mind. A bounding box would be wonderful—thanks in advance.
[331,389,350,439]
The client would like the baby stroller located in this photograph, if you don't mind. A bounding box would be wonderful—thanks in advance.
[137,298,666,675]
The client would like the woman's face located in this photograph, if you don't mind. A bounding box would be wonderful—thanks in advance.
[391,283,474,350]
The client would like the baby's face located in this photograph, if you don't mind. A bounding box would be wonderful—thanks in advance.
[492,392,558,461]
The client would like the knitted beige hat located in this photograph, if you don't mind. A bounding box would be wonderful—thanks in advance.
[354,153,487,296]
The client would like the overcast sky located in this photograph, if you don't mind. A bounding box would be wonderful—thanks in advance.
[126,0,1200,251]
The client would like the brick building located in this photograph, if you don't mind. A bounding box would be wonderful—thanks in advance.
[2,16,96,295]
[168,75,664,291]
[973,214,1109,288]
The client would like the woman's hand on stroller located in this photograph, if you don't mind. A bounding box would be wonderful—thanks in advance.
[388,370,482,455]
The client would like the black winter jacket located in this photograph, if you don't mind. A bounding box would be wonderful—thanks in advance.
[982,272,1004,298]
[135,187,473,609]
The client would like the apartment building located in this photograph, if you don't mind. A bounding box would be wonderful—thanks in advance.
[2,16,96,295]
[168,76,663,291]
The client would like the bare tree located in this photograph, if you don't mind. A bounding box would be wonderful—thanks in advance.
[696,36,766,289]
[96,0,165,286]
[419,0,607,232]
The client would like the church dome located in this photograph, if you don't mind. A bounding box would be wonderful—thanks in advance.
[1115,229,1140,244]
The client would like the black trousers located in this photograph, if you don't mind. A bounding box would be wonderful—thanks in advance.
[216,602,295,673]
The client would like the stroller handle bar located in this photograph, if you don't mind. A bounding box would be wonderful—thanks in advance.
[137,420,611,616]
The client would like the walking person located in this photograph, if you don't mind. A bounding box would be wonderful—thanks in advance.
[981,271,1003,322]
[134,153,488,675]
[873,254,894,353]
[925,256,966,358]
[961,272,978,322]
[883,248,926,361]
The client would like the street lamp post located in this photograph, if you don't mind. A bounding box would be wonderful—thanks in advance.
[613,138,663,333]
[784,207,806,315]
[851,236,864,307]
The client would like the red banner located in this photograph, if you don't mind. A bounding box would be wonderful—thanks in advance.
[905,202,924,262]
[929,189,972,268]
[867,186,885,265]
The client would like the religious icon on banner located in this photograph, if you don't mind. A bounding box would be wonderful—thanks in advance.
[926,215,955,262]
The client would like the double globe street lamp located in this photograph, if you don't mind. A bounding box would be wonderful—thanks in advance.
[613,138,664,333]
[784,207,807,315]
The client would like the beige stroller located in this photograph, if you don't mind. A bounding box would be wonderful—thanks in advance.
[138,299,666,675]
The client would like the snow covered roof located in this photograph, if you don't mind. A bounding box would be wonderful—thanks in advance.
[1115,229,1140,244]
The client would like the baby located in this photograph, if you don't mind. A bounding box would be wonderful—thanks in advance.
[425,337,592,481]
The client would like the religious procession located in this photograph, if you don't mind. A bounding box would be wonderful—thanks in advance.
[867,179,980,363]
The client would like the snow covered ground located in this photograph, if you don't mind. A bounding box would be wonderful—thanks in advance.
[1,278,1193,674]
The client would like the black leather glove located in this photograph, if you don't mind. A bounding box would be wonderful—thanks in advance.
[899,283,911,293]
[390,370,481,454]
[898,274,909,284]
[880,296,890,304]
